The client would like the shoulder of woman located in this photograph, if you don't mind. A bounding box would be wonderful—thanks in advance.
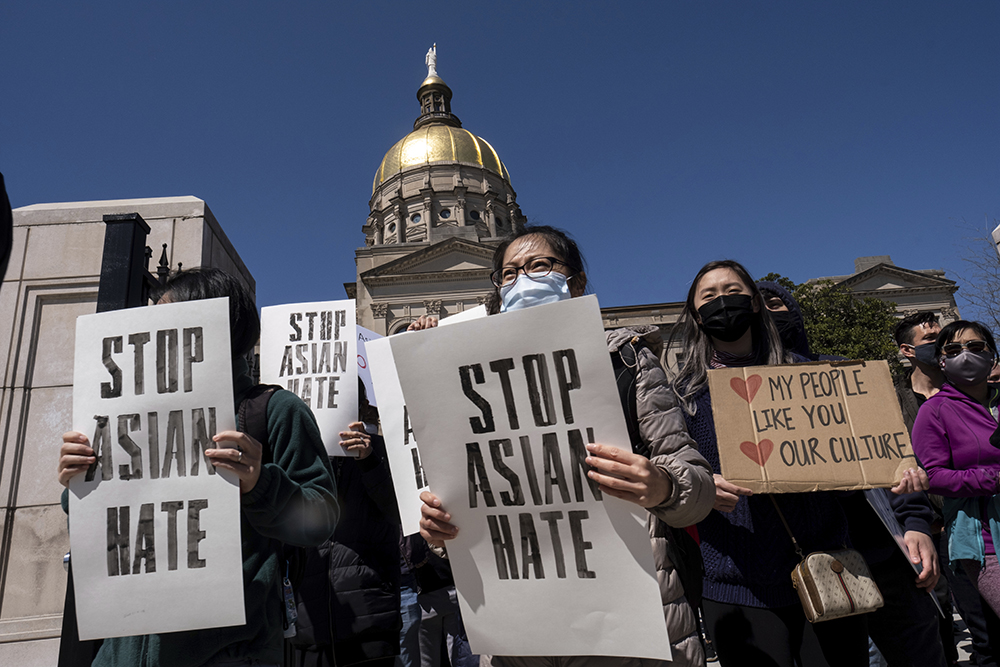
[265,387,313,418]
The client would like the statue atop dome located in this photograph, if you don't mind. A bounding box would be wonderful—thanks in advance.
[425,43,437,77]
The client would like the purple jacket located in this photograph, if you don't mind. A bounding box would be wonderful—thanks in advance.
[911,383,1000,497]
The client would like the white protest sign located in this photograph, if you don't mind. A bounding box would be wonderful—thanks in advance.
[439,304,487,326]
[69,298,245,640]
[357,325,381,407]
[389,295,670,660]
[260,300,358,456]
[366,336,428,536]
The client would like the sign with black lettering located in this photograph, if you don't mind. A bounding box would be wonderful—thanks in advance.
[69,298,244,640]
[389,296,670,660]
[709,360,914,493]
[259,300,358,456]
[365,336,428,536]
[357,326,381,408]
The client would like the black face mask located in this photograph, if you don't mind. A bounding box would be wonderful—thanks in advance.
[698,294,755,343]
[769,310,801,350]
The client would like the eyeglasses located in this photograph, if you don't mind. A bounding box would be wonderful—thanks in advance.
[490,256,578,288]
[941,340,990,357]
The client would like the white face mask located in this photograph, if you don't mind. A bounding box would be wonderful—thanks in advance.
[499,272,572,313]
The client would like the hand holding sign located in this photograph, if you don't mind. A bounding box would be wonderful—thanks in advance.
[419,490,458,548]
[408,315,439,331]
[58,431,96,487]
[206,431,264,494]
[340,421,373,460]
[713,474,753,513]
[583,442,673,508]
[903,530,939,590]
[891,467,930,495]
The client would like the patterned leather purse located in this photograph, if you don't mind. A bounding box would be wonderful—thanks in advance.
[771,498,884,623]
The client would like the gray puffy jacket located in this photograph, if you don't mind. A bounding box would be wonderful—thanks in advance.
[607,326,715,667]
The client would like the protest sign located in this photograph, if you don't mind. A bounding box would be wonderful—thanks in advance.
[366,336,428,536]
[865,489,944,617]
[389,295,671,660]
[439,304,487,326]
[709,360,914,493]
[357,325,381,407]
[365,305,487,536]
[69,298,245,640]
[260,300,358,456]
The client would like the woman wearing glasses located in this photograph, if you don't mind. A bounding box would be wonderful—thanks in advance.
[419,224,715,666]
[912,320,1000,617]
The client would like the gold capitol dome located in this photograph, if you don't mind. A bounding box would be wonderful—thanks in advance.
[372,46,511,193]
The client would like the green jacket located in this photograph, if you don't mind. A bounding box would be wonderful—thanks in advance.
[84,359,339,667]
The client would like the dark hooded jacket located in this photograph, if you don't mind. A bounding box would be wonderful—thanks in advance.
[292,434,402,666]
[755,281,824,360]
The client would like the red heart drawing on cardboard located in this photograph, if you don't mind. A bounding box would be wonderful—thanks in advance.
[731,375,762,403]
[740,439,773,466]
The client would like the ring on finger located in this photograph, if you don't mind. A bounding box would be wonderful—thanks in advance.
[238,450,243,464]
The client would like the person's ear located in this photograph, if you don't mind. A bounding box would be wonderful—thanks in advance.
[752,293,761,314]
[900,343,915,360]
[569,272,587,298]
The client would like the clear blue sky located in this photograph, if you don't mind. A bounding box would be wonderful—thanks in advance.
[2,1,997,310]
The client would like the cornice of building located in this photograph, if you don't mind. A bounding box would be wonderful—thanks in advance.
[362,268,491,288]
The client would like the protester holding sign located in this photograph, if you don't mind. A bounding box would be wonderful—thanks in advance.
[419,225,715,666]
[912,320,1000,619]
[58,268,340,667]
[895,312,1000,666]
[759,282,947,667]
[290,380,401,667]
[667,260,867,667]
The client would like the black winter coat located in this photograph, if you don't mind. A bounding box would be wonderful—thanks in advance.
[293,435,402,666]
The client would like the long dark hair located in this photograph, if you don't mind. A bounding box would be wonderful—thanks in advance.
[935,320,999,364]
[154,267,260,360]
[669,259,790,413]
[485,225,588,314]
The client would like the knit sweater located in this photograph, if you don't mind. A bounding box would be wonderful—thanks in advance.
[84,360,340,667]
[685,386,850,608]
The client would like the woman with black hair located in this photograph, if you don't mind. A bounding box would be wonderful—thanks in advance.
[912,319,1000,618]
[419,225,715,666]
[668,260,867,667]
[57,267,340,667]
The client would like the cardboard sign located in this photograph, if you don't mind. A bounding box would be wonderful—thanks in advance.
[69,298,245,639]
[357,325,381,407]
[710,360,914,493]
[260,300,358,456]
[365,336,428,536]
[389,296,671,660]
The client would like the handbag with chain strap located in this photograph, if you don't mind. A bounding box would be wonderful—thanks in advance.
[771,497,884,622]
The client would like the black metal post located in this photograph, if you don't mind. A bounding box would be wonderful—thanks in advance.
[95,213,152,312]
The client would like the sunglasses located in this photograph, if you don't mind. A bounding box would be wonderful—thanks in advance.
[941,340,990,357]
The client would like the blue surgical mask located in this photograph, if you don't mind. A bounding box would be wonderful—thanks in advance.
[499,272,571,313]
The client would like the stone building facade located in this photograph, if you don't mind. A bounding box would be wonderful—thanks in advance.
[0,196,253,664]
[599,255,962,366]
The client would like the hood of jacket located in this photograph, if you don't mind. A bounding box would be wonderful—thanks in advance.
[756,280,812,358]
